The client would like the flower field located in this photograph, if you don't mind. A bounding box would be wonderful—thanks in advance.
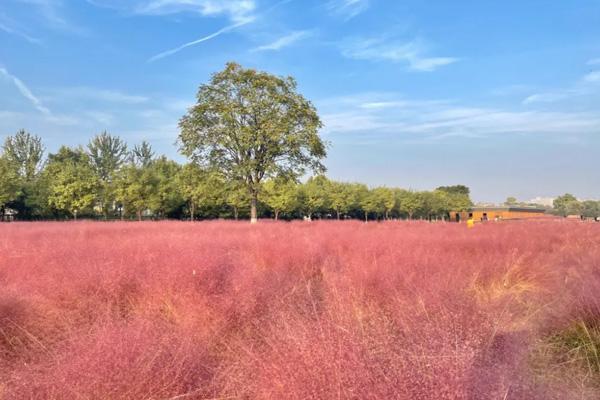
[0,220,599,399]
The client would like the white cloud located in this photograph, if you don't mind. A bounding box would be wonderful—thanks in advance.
[87,0,256,23]
[252,30,311,52]
[328,0,369,20]
[522,92,568,105]
[0,16,43,44]
[521,67,600,105]
[583,71,600,83]
[341,38,458,72]
[145,0,293,62]
[587,58,600,66]
[9,0,81,32]
[318,92,600,140]
[148,19,251,62]
[0,66,52,116]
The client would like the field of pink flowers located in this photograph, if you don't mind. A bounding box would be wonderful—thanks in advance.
[1,220,599,399]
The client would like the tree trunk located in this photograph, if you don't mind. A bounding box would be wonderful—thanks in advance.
[336,210,341,220]
[234,206,239,221]
[137,210,142,222]
[190,201,195,222]
[275,210,280,221]
[365,211,368,222]
[73,210,78,221]
[250,193,258,224]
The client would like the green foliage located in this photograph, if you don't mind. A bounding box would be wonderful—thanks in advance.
[436,185,470,196]
[329,182,360,219]
[115,163,158,220]
[87,132,129,217]
[0,155,21,211]
[262,178,298,220]
[373,187,395,219]
[360,188,383,221]
[553,194,579,217]
[301,175,331,219]
[45,146,100,218]
[225,181,250,220]
[582,201,600,218]
[87,132,128,181]
[151,157,183,218]
[131,141,155,167]
[437,185,472,212]
[396,189,421,219]
[2,129,45,180]
[545,319,600,374]
[176,163,224,220]
[178,62,327,222]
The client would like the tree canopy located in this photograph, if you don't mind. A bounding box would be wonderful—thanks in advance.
[179,62,327,223]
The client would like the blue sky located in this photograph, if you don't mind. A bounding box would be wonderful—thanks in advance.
[1,0,599,202]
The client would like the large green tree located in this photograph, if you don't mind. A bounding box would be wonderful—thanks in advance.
[2,130,47,219]
[178,62,327,223]
[45,146,99,219]
[581,200,600,219]
[553,193,579,217]
[88,132,128,217]
[436,185,472,212]
[2,130,45,180]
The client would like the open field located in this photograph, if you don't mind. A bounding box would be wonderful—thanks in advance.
[1,220,599,399]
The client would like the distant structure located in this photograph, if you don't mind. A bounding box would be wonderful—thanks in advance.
[450,206,549,222]
[527,197,555,207]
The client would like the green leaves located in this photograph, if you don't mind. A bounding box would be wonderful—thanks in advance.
[0,156,21,209]
[2,129,45,181]
[45,146,100,217]
[179,62,327,221]
[88,132,128,182]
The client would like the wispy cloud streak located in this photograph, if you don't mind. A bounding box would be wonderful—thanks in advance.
[0,17,42,45]
[0,66,52,116]
[318,92,600,140]
[148,19,251,62]
[341,38,458,72]
[252,30,311,52]
[87,0,257,23]
[328,0,369,20]
[147,0,292,62]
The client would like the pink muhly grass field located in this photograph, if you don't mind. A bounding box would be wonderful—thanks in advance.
[0,220,599,399]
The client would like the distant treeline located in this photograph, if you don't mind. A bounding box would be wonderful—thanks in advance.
[548,194,600,219]
[0,130,475,221]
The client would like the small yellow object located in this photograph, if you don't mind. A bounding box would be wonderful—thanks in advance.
[467,219,475,229]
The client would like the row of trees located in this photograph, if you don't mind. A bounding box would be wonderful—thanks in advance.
[552,194,600,218]
[0,130,473,221]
